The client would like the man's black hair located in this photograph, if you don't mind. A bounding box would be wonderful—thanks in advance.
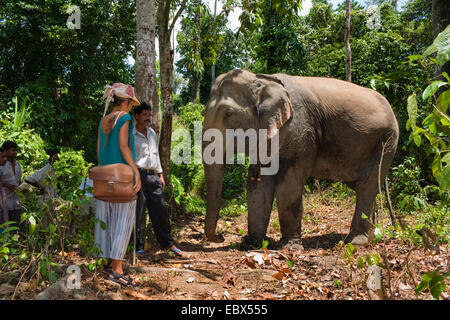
[46,148,60,159]
[0,147,5,152]
[133,102,152,116]
[2,141,18,150]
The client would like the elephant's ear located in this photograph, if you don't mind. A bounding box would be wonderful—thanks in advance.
[253,74,294,140]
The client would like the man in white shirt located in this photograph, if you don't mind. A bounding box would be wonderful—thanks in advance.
[133,102,182,257]
[0,141,23,229]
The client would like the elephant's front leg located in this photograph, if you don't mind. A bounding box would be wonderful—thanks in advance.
[275,165,306,243]
[246,164,275,246]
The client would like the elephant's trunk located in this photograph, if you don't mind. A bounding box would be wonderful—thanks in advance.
[203,163,224,242]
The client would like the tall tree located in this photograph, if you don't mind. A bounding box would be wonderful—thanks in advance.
[191,0,203,103]
[238,0,304,74]
[0,0,136,162]
[345,0,352,82]
[176,3,247,105]
[211,0,218,85]
[432,0,450,80]
[157,0,188,186]
[136,0,160,134]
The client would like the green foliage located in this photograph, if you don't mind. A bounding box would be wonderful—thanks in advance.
[390,157,427,211]
[0,100,48,177]
[176,2,249,105]
[406,25,450,192]
[0,98,98,284]
[170,101,249,217]
[53,149,91,201]
[0,0,137,163]
[170,102,206,215]
[415,270,449,300]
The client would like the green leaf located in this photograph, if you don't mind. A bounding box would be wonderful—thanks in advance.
[442,72,450,82]
[361,213,368,219]
[422,113,434,127]
[441,152,450,165]
[413,133,422,147]
[416,271,446,299]
[0,247,10,254]
[371,254,381,266]
[432,153,442,180]
[365,254,373,266]
[28,216,36,235]
[406,118,411,131]
[436,90,450,113]
[345,243,355,259]
[2,226,19,233]
[407,54,421,62]
[437,164,450,190]
[357,257,364,269]
[423,81,447,101]
[422,24,450,61]
[374,227,382,243]
[407,94,417,130]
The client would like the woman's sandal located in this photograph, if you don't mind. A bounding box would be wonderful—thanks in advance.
[108,271,138,288]
[169,247,183,257]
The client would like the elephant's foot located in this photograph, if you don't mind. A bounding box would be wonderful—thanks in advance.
[240,235,275,251]
[345,232,369,246]
[205,232,224,243]
[278,236,304,251]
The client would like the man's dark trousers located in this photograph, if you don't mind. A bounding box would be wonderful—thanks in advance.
[135,169,174,251]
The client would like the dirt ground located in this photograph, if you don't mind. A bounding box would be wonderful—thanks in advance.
[5,193,449,300]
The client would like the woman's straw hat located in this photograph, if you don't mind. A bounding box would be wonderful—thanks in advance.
[102,83,140,117]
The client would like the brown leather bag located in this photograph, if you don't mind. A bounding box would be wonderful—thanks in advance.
[89,163,137,203]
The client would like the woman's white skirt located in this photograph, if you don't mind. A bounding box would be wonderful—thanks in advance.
[94,200,136,260]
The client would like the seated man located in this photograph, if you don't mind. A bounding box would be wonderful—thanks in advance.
[20,148,59,201]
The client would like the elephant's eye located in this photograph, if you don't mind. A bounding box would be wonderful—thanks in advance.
[225,110,232,118]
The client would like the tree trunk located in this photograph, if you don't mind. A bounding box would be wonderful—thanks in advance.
[157,0,188,187]
[136,0,160,135]
[345,0,352,82]
[432,0,450,38]
[392,0,397,12]
[191,3,201,103]
[432,0,450,85]
[211,0,218,85]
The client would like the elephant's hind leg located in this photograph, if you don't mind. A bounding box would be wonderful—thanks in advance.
[347,142,397,246]
[346,183,378,245]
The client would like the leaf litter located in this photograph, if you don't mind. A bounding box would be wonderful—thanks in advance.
[2,193,448,300]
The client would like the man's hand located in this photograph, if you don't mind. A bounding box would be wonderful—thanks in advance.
[159,174,165,190]
[134,170,142,193]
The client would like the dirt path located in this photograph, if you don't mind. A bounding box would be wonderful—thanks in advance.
[65,194,446,301]
[10,194,447,300]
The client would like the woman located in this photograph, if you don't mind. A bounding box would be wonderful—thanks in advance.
[95,83,141,287]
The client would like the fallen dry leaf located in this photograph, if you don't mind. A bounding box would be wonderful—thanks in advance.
[245,257,257,269]
[221,270,237,287]
[123,289,151,300]
[272,271,285,281]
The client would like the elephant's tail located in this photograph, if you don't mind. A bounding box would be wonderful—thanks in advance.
[384,177,396,228]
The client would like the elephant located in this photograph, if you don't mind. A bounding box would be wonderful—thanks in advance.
[202,69,399,247]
